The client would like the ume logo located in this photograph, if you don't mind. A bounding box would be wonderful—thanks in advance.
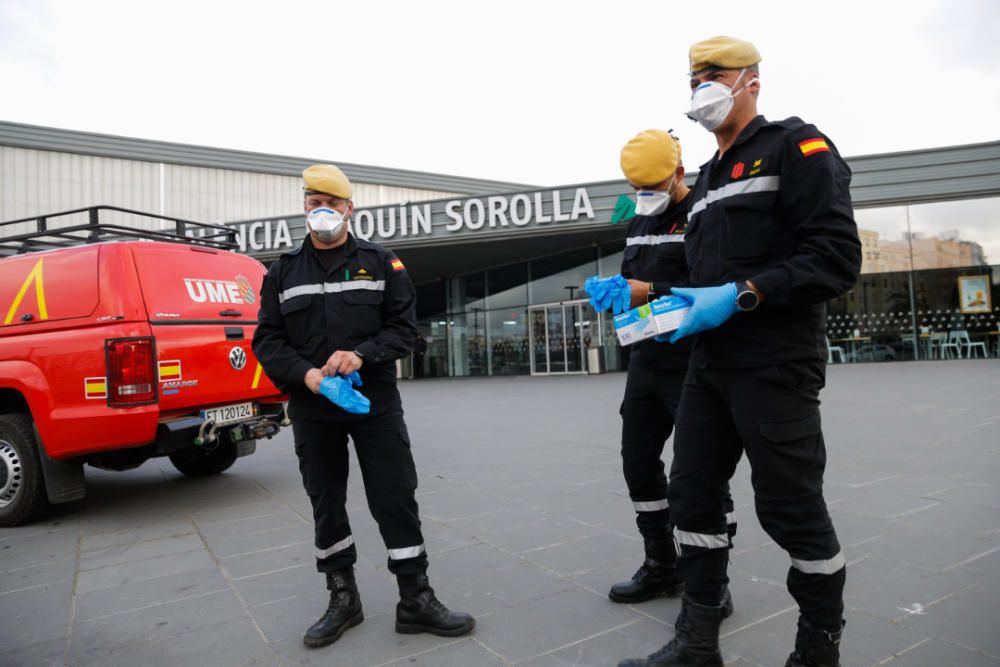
[184,278,246,304]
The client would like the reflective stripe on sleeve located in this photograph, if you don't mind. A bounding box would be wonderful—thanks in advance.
[726,512,736,526]
[790,551,846,575]
[633,499,670,512]
[388,544,426,560]
[675,529,729,550]
[625,235,685,246]
[316,535,354,559]
[688,175,781,221]
[279,280,386,303]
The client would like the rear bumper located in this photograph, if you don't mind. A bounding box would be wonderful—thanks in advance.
[155,402,288,454]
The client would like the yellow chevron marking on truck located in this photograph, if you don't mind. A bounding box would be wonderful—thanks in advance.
[251,362,263,389]
[4,258,48,325]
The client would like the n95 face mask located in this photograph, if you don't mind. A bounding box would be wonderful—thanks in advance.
[307,207,347,242]
[686,68,756,132]
[634,190,672,216]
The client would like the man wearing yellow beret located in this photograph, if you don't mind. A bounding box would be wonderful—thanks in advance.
[618,36,861,667]
[606,130,736,615]
[253,164,475,649]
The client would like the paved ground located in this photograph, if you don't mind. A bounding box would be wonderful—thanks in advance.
[2,360,999,667]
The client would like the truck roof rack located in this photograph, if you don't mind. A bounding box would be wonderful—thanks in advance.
[0,206,238,256]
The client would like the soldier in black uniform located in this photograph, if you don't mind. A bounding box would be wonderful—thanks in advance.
[607,130,735,614]
[252,164,474,649]
[618,37,861,667]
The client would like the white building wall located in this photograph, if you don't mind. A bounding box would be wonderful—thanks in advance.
[0,146,461,235]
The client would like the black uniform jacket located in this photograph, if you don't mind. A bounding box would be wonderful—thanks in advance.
[252,234,417,421]
[685,115,862,369]
[620,195,693,371]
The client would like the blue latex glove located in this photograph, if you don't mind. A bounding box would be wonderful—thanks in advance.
[666,283,739,343]
[319,375,371,414]
[584,275,631,314]
[344,371,363,387]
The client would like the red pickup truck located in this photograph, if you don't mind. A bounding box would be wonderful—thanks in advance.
[0,207,287,526]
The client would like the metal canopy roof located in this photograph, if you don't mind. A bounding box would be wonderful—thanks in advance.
[0,120,534,195]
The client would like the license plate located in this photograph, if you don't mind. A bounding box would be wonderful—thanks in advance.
[201,402,254,426]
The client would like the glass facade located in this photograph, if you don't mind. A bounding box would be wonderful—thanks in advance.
[828,264,999,362]
[411,246,1000,378]
[414,244,620,378]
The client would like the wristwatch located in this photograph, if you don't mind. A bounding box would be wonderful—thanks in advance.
[352,349,365,360]
[735,281,760,312]
[647,281,656,300]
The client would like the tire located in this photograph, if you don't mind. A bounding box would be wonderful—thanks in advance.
[168,441,238,477]
[0,413,49,527]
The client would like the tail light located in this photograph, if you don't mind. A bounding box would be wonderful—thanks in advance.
[105,337,158,407]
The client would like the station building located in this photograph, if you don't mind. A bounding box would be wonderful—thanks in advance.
[2,121,999,377]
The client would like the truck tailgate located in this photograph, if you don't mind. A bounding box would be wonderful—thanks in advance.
[130,244,281,413]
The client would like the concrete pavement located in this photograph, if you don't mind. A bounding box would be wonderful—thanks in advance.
[2,360,999,666]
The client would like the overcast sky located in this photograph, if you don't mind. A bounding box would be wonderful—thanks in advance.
[2,0,999,261]
[3,0,998,185]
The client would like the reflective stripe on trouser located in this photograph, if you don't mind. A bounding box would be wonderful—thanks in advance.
[792,551,846,575]
[633,499,669,512]
[292,411,428,576]
[388,544,426,560]
[316,535,354,560]
[669,362,845,628]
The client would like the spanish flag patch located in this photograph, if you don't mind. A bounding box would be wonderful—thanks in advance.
[84,376,107,399]
[798,138,830,157]
[391,258,405,272]
[158,360,182,382]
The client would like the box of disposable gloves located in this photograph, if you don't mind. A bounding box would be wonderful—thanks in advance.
[613,303,658,346]
[649,295,691,336]
[613,295,691,346]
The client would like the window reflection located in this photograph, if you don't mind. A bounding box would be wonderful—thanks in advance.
[854,196,997,273]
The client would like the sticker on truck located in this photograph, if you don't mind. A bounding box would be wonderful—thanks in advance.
[158,360,182,382]
[84,376,107,399]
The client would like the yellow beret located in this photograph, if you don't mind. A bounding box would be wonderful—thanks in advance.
[620,130,682,188]
[689,36,761,75]
[303,164,353,199]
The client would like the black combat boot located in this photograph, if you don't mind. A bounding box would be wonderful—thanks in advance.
[719,586,734,620]
[617,595,725,667]
[303,569,364,648]
[784,617,844,667]
[396,573,475,637]
[609,539,685,603]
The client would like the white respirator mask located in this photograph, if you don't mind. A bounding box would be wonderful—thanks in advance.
[634,189,673,216]
[306,207,347,242]
[686,68,757,132]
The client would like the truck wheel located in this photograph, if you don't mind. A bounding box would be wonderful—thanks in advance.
[0,414,49,527]
[168,441,238,477]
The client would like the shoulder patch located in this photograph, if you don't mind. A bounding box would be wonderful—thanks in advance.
[798,137,830,157]
[390,258,405,272]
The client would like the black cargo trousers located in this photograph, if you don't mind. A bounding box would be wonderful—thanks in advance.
[668,359,845,628]
[292,409,428,576]
[621,361,736,543]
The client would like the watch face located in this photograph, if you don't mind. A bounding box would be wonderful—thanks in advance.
[737,290,758,311]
